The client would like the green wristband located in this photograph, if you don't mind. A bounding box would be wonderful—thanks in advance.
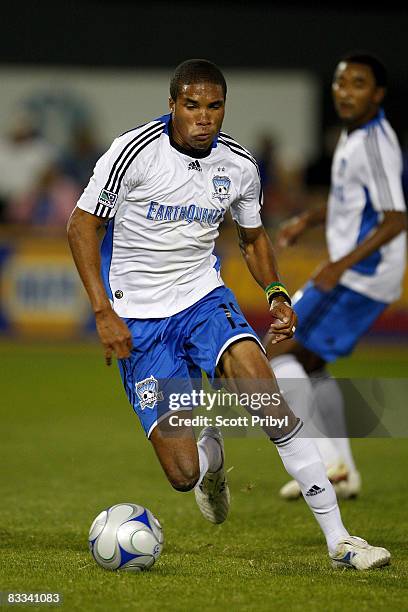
[264,282,291,306]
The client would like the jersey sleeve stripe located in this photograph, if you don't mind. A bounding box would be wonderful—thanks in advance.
[370,128,396,211]
[114,131,163,193]
[92,130,164,218]
[219,132,258,165]
[218,138,260,177]
[365,128,395,211]
[118,121,148,138]
[366,129,389,210]
[94,203,111,218]
[222,141,258,168]
[105,122,164,193]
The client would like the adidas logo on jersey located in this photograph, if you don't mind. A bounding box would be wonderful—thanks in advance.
[188,160,202,172]
[305,484,326,496]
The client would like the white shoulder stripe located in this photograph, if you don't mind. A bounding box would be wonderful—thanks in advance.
[118,119,163,140]
[218,137,260,177]
[105,121,164,193]
[365,127,395,211]
[111,128,163,194]
[219,131,257,164]
[93,124,164,217]
[95,203,111,219]
[218,138,263,207]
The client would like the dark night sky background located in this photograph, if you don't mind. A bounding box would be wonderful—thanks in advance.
[3,1,408,136]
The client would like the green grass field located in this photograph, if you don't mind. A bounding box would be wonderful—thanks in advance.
[1,341,407,611]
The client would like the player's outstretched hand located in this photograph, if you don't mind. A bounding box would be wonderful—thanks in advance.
[312,260,346,292]
[268,298,298,344]
[95,308,133,365]
[276,215,308,248]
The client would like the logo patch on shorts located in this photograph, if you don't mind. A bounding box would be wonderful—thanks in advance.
[98,188,118,208]
[136,375,164,410]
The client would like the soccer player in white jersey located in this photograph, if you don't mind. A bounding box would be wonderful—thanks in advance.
[68,59,391,569]
[266,53,407,501]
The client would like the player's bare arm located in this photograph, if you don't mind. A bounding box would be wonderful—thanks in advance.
[235,223,297,343]
[313,210,407,291]
[276,205,327,248]
[67,207,132,365]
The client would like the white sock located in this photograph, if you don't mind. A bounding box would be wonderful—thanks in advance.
[196,436,222,488]
[271,354,339,461]
[274,424,349,553]
[311,369,357,473]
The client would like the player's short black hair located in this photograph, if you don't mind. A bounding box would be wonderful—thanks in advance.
[170,59,227,100]
[339,52,387,87]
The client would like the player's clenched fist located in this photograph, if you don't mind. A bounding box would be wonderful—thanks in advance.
[95,308,133,365]
[268,298,297,344]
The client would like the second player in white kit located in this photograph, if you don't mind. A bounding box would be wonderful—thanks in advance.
[267,52,407,501]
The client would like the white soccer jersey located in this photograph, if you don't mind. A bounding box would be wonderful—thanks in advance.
[76,113,262,318]
[327,110,407,303]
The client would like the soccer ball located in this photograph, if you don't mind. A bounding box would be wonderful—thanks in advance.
[88,503,164,572]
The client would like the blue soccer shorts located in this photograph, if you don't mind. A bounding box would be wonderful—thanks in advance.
[118,286,264,437]
[292,281,387,362]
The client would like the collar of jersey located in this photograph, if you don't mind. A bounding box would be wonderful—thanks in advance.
[360,107,385,131]
[157,112,218,159]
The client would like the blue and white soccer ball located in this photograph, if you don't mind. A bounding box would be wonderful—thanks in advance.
[88,503,164,572]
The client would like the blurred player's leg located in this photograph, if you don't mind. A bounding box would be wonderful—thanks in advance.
[310,368,361,498]
[269,354,315,427]
[270,353,348,500]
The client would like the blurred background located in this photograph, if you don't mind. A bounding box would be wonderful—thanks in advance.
[1,0,407,342]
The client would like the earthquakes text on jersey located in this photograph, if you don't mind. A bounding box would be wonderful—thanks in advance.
[146,201,226,226]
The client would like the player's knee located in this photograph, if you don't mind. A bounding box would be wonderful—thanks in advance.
[170,475,199,492]
[168,466,200,492]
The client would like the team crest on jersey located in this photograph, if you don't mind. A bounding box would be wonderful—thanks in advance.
[98,188,118,209]
[136,375,164,410]
[212,175,231,203]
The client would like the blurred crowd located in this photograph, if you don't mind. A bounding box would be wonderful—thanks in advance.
[0,108,103,231]
[0,108,407,233]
